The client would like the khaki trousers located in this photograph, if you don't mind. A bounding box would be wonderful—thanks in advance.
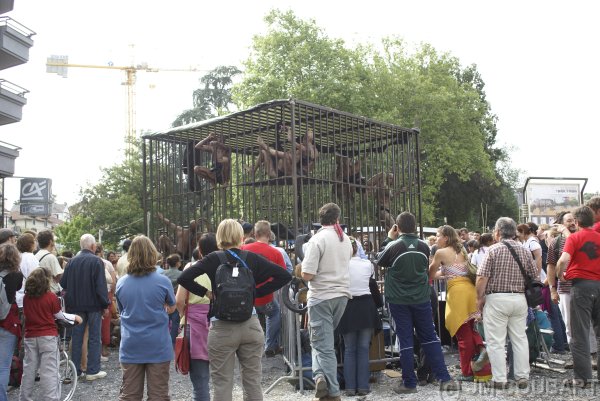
[483,293,529,383]
[208,315,264,401]
[119,361,170,401]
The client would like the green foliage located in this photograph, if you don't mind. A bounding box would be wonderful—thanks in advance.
[233,10,372,112]
[584,191,600,203]
[233,10,518,225]
[173,65,241,127]
[54,214,93,252]
[67,142,144,250]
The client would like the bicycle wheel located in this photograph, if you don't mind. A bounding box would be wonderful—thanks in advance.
[281,277,308,314]
[60,359,78,401]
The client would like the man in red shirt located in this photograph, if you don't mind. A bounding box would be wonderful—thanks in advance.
[557,205,600,387]
[242,220,286,357]
[586,196,600,234]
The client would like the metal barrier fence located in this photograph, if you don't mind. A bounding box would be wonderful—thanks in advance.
[266,280,402,394]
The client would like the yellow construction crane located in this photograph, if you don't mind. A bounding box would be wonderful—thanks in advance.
[46,54,200,159]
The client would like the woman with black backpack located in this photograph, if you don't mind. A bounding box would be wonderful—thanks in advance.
[178,219,291,401]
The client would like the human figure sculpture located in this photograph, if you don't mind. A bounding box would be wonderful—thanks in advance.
[193,134,232,187]
[333,153,366,202]
[157,234,177,262]
[156,212,198,260]
[367,172,395,230]
[293,127,318,175]
[249,134,297,178]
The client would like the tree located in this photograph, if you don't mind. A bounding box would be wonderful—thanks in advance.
[67,141,144,250]
[173,65,241,127]
[234,10,514,225]
[233,10,372,113]
[54,214,93,252]
[584,191,600,203]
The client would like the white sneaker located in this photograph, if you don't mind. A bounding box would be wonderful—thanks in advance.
[86,371,107,381]
[100,356,109,362]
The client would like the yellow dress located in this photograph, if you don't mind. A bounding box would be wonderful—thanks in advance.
[443,264,479,337]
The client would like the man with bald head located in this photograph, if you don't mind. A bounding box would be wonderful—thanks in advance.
[60,234,110,381]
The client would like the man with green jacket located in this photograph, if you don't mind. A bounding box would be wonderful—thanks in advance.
[377,212,458,394]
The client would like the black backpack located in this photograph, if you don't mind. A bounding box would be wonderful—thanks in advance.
[212,250,255,322]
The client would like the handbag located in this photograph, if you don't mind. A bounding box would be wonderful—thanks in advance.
[461,247,478,284]
[174,291,191,375]
[502,241,544,307]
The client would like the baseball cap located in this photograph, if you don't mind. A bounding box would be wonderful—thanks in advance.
[0,228,17,244]
[242,222,253,234]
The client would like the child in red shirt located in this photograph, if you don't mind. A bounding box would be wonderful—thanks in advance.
[19,268,81,401]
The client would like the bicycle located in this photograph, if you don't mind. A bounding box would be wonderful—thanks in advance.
[57,297,78,401]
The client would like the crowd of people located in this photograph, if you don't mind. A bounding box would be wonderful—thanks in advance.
[0,196,599,400]
[424,196,600,389]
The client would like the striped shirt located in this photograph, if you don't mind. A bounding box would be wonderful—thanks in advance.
[547,235,571,294]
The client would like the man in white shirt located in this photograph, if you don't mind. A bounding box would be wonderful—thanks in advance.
[35,230,63,294]
[301,203,351,401]
[116,239,132,278]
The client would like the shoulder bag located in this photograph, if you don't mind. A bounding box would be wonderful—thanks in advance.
[502,241,544,307]
[174,291,191,375]
[460,247,478,284]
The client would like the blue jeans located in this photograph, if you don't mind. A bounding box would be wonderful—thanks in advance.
[548,301,567,352]
[256,298,281,351]
[189,359,210,401]
[343,328,372,392]
[71,310,102,375]
[389,302,451,388]
[0,328,16,401]
[309,296,348,398]
[168,310,180,346]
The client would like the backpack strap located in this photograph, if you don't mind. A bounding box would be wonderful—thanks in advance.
[38,252,50,263]
[0,270,9,279]
[226,250,249,269]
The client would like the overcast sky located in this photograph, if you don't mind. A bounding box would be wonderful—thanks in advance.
[2,0,598,208]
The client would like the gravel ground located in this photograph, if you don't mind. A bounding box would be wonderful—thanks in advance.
[8,347,600,401]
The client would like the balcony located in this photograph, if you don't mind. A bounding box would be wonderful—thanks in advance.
[0,79,27,125]
[0,140,19,178]
[0,16,34,70]
[0,0,14,15]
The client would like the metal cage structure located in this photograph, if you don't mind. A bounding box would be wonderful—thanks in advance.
[142,99,422,260]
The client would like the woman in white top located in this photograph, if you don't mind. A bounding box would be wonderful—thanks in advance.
[470,233,494,267]
[337,237,382,397]
[517,223,542,274]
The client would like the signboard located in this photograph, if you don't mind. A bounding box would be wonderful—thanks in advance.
[525,182,581,225]
[20,178,52,203]
[20,178,52,216]
[20,203,50,216]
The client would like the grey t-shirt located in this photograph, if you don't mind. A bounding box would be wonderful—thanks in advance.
[162,268,182,292]
[301,226,352,302]
[36,249,62,293]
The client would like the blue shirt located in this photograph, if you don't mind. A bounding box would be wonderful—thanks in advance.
[116,271,175,364]
[271,244,294,273]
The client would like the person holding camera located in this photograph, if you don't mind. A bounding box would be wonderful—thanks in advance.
[376,212,459,394]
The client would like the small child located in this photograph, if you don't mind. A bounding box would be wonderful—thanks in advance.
[162,253,182,346]
[19,268,81,401]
